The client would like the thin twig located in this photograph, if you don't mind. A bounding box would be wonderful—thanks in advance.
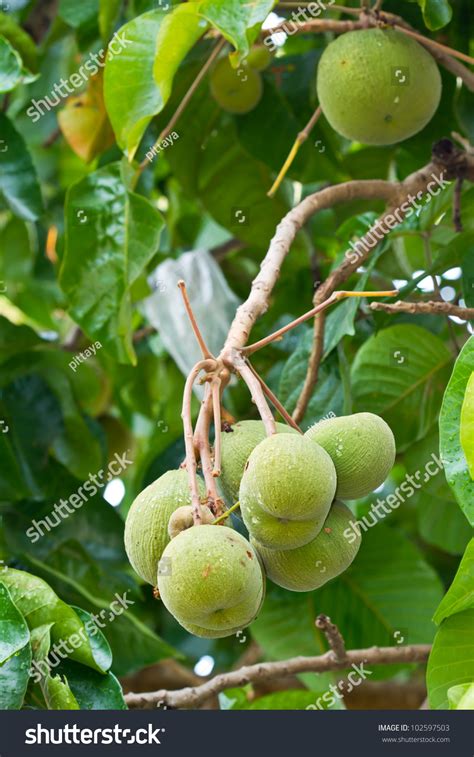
[268,106,322,198]
[211,378,222,476]
[370,301,474,319]
[315,615,347,662]
[212,501,241,524]
[393,24,474,66]
[178,280,215,359]
[194,383,224,517]
[246,361,303,433]
[233,353,277,436]
[124,643,432,709]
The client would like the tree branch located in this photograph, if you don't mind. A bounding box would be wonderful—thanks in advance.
[315,614,347,662]
[124,643,431,709]
[370,300,474,319]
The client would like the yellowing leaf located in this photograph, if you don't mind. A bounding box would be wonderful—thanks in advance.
[58,71,115,163]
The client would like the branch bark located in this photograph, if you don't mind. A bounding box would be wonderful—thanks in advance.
[124,643,431,709]
[370,300,474,319]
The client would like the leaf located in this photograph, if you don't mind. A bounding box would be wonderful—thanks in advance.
[433,539,474,624]
[0,581,30,665]
[61,163,164,363]
[104,7,206,157]
[71,606,113,673]
[0,113,43,221]
[199,0,277,59]
[0,642,32,709]
[59,0,99,29]
[0,12,38,72]
[440,336,474,525]
[0,35,23,93]
[351,325,452,451]
[56,659,127,709]
[279,348,343,430]
[448,682,474,710]
[460,372,474,479]
[99,0,122,41]
[241,690,333,710]
[0,569,108,673]
[418,0,453,30]
[427,609,474,709]
[58,71,115,163]
[251,525,443,661]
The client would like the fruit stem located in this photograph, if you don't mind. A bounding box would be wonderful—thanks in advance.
[246,360,303,433]
[212,501,240,524]
[182,359,217,525]
[211,377,222,476]
[242,290,398,355]
[233,351,277,436]
[267,106,322,198]
[194,382,224,517]
[177,280,215,360]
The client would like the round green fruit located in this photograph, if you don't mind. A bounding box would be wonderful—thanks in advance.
[220,420,297,504]
[168,504,214,539]
[305,412,395,500]
[253,500,361,591]
[316,29,442,145]
[210,56,263,114]
[247,45,273,71]
[124,470,205,586]
[239,433,337,549]
[158,525,265,638]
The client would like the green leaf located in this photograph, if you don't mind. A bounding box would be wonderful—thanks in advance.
[61,163,164,363]
[241,690,332,710]
[352,325,452,451]
[440,336,474,525]
[460,372,474,479]
[42,673,80,709]
[427,609,474,709]
[0,581,30,664]
[104,8,206,157]
[448,682,474,710]
[0,12,38,72]
[0,35,23,93]
[279,348,343,429]
[59,0,99,29]
[418,0,453,30]
[71,606,113,673]
[56,660,127,709]
[0,642,32,709]
[99,0,122,41]
[199,0,277,59]
[433,539,474,624]
[0,569,108,673]
[0,113,43,221]
[251,525,443,660]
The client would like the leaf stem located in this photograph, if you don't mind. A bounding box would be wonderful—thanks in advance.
[212,501,241,524]
[178,280,215,360]
[268,106,322,198]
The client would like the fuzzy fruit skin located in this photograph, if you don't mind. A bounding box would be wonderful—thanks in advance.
[316,29,441,145]
[239,433,337,549]
[305,412,395,500]
[124,470,205,586]
[158,525,265,638]
[253,501,361,591]
[220,420,298,504]
[210,56,263,114]
[168,505,214,539]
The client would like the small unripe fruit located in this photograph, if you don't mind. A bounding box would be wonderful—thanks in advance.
[316,29,441,145]
[220,420,298,504]
[168,505,214,539]
[305,412,395,500]
[124,470,205,585]
[210,56,263,114]
[253,501,361,591]
[240,434,337,549]
[158,525,265,638]
[247,45,273,71]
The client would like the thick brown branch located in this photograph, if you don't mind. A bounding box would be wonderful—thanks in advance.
[371,300,474,319]
[124,643,431,709]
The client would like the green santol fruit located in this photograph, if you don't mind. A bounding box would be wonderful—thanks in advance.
[124,469,205,586]
[168,505,214,539]
[210,56,263,114]
[157,525,265,638]
[239,433,337,550]
[253,500,361,591]
[220,420,298,504]
[316,29,441,145]
[247,45,273,71]
[305,412,395,500]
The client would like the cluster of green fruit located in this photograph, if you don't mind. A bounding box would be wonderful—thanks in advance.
[124,412,395,639]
